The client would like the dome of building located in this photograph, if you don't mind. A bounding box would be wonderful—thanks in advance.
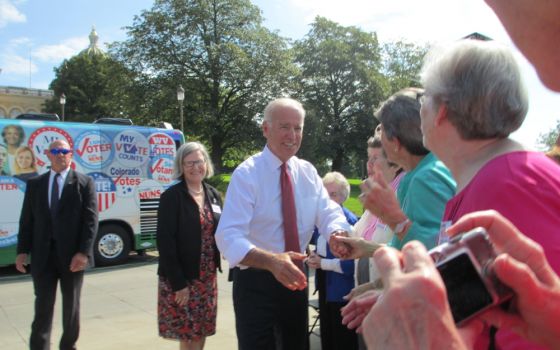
[80,26,106,57]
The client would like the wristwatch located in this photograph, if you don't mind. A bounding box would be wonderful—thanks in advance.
[394,218,410,234]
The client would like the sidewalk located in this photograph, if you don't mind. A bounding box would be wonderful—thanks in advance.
[0,254,320,349]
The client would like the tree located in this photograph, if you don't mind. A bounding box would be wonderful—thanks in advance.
[382,40,428,94]
[45,53,137,122]
[294,17,388,173]
[111,0,297,172]
[538,119,560,149]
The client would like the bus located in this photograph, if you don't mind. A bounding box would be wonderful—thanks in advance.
[0,118,184,266]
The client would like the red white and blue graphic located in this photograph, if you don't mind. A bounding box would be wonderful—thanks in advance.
[114,130,150,168]
[149,132,176,158]
[74,131,114,169]
[27,126,74,172]
[149,155,174,186]
[88,172,117,213]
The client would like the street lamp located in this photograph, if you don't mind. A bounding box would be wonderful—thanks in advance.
[176,85,185,132]
[60,93,66,122]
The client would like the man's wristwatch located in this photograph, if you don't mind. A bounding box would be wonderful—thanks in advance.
[394,218,411,235]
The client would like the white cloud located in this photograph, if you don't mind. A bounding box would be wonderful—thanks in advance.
[9,36,31,47]
[32,36,89,63]
[0,54,37,75]
[0,0,26,28]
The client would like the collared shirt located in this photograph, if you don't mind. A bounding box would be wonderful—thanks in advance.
[48,167,70,207]
[215,146,351,268]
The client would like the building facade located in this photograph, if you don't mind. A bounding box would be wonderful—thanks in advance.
[0,86,54,119]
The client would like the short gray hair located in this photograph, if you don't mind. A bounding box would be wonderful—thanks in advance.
[374,88,429,156]
[420,39,528,139]
[173,141,214,180]
[263,98,306,123]
[322,171,351,202]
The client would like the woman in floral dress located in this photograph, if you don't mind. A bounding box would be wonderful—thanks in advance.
[156,141,223,350]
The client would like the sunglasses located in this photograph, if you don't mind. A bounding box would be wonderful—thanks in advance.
[50,148,72,155]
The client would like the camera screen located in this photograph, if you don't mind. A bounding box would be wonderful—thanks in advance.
[437,252,493,324]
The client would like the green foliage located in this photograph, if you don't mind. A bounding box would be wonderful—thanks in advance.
[382,40,428,94]
[538,119,560,150]
[111,0,298,172]
[344,178,365,216]
[294,17,387,176]
[45,53,137,122]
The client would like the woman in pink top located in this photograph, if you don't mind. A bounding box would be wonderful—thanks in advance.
[420,39,560,350]
[350,135,403,350]
[350,137,404,281]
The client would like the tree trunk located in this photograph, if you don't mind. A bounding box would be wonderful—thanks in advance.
[331,149,344,172]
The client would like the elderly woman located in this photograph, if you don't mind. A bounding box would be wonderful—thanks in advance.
[350,136,404,283]
[334,89,456,259]
[336,88,456,260]
[420,39,560,350]
[156,141,223,350]
[308,171,358,350]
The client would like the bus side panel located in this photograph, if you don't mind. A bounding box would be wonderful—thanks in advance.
[0,119,184,266]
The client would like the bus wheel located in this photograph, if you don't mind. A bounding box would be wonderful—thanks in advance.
[94,224,131,266]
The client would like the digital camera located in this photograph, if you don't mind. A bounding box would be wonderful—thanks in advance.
[429,227,513,325]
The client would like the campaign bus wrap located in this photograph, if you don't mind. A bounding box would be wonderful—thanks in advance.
[0,119,184,266]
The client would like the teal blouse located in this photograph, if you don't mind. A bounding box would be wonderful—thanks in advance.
[389,152,456,250]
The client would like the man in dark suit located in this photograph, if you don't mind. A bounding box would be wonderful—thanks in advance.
[15,139,98,350]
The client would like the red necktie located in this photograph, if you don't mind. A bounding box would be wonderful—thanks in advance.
[281,163,303,271]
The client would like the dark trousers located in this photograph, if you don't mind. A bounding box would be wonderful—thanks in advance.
[316,269,358,350]
[30,245,84,350]
[233,268,308,350]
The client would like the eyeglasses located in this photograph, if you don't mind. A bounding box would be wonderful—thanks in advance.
[50,148,72,155]
[184,159,205,168]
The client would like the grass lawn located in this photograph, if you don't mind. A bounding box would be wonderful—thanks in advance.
[211,174,365,217]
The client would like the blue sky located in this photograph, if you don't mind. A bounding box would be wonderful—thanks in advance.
[1,0,559,149]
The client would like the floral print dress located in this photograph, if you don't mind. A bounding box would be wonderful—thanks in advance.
[158,200,217,341]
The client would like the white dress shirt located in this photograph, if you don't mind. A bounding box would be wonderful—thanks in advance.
[48,168,70,207]
[216,146,351,267]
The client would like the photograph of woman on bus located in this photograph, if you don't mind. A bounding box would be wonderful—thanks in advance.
[0,144,9,176]
[156,141,223,350]
[13,146,39,183]
[1,124,25,174]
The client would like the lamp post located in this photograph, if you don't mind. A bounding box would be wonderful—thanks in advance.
[176,85,185,132]
[60,93,66,122]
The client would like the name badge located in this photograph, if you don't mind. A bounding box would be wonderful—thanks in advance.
[211,204,222,214]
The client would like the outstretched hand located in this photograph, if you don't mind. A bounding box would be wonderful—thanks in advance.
[269,251,307,291]
[330,235,382,260]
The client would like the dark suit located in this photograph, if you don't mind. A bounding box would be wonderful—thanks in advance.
[17,169,98,350]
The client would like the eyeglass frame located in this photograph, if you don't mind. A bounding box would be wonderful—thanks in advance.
[183,159,206,168]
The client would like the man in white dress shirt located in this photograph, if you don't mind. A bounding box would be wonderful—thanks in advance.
[216,98,351,350]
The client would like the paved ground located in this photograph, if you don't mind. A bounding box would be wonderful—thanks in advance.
[0,253,321,350]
